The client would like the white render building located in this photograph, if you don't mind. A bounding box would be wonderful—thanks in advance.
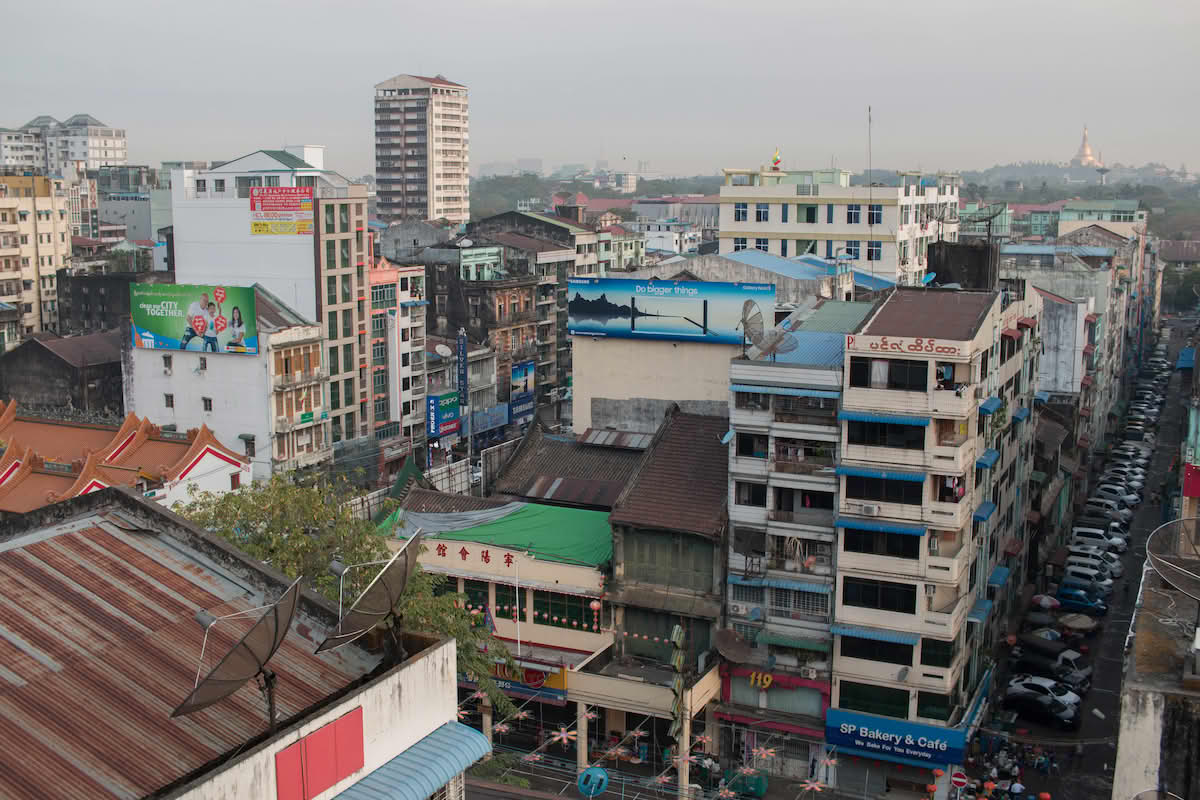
[0,129,45,170]
[18,114,127,174]
[374,74,470,225]
[719,168,960,286]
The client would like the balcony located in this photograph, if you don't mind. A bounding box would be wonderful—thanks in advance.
[927,434,976,474]
[767,507,836,529]
[928,385,979,418]
[730,454,768,478]
[273,445,334,471]
[770,454,836,477]
[922,590,972,637]
[839,497,923,525]
[843,443,925,470]
[273,368,328,390]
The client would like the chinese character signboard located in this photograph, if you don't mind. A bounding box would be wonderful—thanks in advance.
[510,360,536,423]
[426,391,461,438]
[130,284,258,355]
[249,187,313,235]
[457,330,469,410]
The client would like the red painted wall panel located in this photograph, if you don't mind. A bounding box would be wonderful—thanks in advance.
[275,741,304,800]
[334,707,365,780]
[302,723,339,799]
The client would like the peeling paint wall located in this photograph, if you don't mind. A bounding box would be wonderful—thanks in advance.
[1114,687,1164,798]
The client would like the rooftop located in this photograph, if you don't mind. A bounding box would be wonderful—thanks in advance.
[253,283,316,329]
[27,329,122,367]
[1001,244,1115,259]
[857,287,997,341]
[487,231,572,254]
[400,487,509,513]
[519,212,591,235]
[0,489,379,800]
[1160,241,1200,263]
[792,299,877,333]
[382,501,613,568]
[721,249,831,281]
[493,420,644,510]
[610,407,728,538]
[853,271,896,292]
[1062,199,1140,212]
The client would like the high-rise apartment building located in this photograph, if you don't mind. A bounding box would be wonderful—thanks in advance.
[0,129,45,170]
[18,115,127,174]
[719,167,960,286]
[0,172,71,338]
[374,74,470,225]
[171,146,427,468]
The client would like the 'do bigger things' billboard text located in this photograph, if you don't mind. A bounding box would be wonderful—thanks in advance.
[567,278,775,345]
[131,284,258,355]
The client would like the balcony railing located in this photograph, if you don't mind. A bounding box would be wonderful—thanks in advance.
[770,456,835,475]
[773,409,838,427]
[768,508,836,527]
[273,368,329,389]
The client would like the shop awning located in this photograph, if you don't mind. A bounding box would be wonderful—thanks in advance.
[979,397,1003,415]
[1001,328,1021,340]
[830,624,919,646]
[838,410,930,427]
[1080,376,1094,387]
[1085,313,1099,323]
[835,465,926,483]
[731,383,840,399]
[973,501,997,522]
[757,630,832,653]
[988,565,1011,587]
[1017,317,1037,329]
[1012,407,1030,422]
[1177,348,1195,370]
[976,448,1000,469]
[1034,390,1050,403]
[835,517,926,537]
[967,597,993,623]
[333,721,490,800]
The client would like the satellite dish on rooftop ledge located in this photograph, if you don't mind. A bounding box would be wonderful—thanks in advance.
[435,344,453,357]
[1146,518,1200,605]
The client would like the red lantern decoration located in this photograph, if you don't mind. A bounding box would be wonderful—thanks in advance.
[927,785,937,793]
[983,780,996,792]
[590,600,602,611]
[1038,794,1052,800]
[931,769,944,777]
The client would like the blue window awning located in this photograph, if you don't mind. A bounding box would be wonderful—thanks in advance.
[731,383,840,399]
[835,517,926,537]
[976,448,1000,469]
[979,397,1003,415]
[922,272,937,285]
[334,721,490,800]
[1034,391,1050,403]
[973,501,997,522]
[967,597,993,623]
[1012,407,1030,422]
[988,565,1011,588]
[836,464,926,483]
[830,623,919,646]
[727,575,832,593]
[838,409,930,427]
[1177,348,1195,370]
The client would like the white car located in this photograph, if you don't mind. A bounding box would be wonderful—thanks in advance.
[1095,484,1140,506]
[1105,464,1146,480]
[1007,675,1083,708]
[1100,474,1144,493]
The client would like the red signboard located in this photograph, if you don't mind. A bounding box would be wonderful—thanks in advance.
[1184,463,1200,498]
[250,187,314,235]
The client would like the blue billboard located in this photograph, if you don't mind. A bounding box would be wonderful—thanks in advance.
[825,709,965,766]
[567,278,775,345]
[426,391,461,438]
[510,360,535,422]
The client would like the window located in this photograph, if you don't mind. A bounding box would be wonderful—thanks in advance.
[734,203,748,222]
[843,528,921,559]
[755,238,768,252]
[339,204,350,233]
[917,691,952,721]
[781,203,789,223]
[840,635,913,666]
[235,176,262,199]
[734,391,769,411]
[920,637,955,668]
[327,275,337,305]
[230,473,240,491]
[846,420,925,450]
[328,346,339,375]
[780,239,788,258]
[162,354,172,370]
[844,474,924,505]
[868,204,883,225]
[847,204,861,224]
[770,587,830,618]
[839,681,909,720]
[327,310,337,341]
[164,393,174,408]
[867,241,882,261]
[325,204,335,233]
[495,583,527,620]
[736,482,767,507]
[755,203,769,222]
[733,237,747,252]
[202,397,213,412]
[826,204,834,224]
[845,240,860,260]
[533,590,590,630]
[199,357,207,371]
[214,179,225,193]
[736,432,768,458]
[731,584,764,604]
[848,356,928,392]
[195,179,206,193]
[799,204,817,223]
[825,239,833,259]
[244,439,255,458]
[842,577,917,614]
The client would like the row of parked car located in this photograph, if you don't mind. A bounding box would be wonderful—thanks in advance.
[998,346,1171,731]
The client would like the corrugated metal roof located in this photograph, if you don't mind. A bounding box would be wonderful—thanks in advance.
[579,428,653,450]
[494,421,642,509]
[0,511,377,800]
[1001,244,1114,258]
[333,721,489,800]
[853,271,895,291]
[723,249,829,281]
[794,301,875,333]
[767,331,847,367]
[1062,199,1139,212]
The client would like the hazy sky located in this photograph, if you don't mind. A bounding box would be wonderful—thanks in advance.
[4,0,1196,178]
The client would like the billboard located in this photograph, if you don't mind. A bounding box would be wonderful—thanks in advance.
[130,284,259,355]
[567,277,775,345]
[249,186,313,235]
[510,360,536,422]
[427,391,461,438]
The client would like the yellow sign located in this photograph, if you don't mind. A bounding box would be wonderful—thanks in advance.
[251,220,313,236]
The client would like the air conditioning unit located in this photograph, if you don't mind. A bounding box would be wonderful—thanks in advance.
[800,666,818,680]
[974,386,985,400]
[925,584,938,596]
[730,602,749,617]
[929,537,940,555]
[163,368,172,376]
[861,504,881,516]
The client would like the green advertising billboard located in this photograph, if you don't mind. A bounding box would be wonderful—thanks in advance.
[130,284,259,355]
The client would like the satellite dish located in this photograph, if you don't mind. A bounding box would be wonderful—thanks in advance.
[171,576,303,732]
[757,329,799,362]
[457,238,473,248]
[714,628,752,664]
[435,344,453,357]
[315,532,425,657]
[1146,518,1200,601]
[719,429,735,445]
[737,300,765,355]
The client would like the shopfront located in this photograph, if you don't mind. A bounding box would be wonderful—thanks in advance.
[826,708,964,797]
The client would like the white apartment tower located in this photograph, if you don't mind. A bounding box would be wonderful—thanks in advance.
[374,74,469,225]
[19,115,127,174]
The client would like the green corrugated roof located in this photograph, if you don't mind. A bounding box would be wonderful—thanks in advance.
[756,630,832,652]
[381,503,613,567]
[1063,199,1139,212]
[797,301,876,333]
[261,149,314,169]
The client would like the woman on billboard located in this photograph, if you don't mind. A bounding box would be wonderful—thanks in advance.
[226,307,247,351]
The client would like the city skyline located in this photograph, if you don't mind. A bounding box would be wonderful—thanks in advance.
[3,0,1196,180]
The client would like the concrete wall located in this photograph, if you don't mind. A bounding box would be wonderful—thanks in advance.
[1113,686,1165,799]
[173,638,459,800]
[1038,298,1084,394]
[571,336,737,433]
[98,194,153,241]
[125,340,269,480]
[0,342,124,415]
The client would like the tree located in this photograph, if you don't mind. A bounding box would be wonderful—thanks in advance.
[175,474,517,715]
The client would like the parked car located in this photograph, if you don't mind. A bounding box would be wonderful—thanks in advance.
[1056,586,1109,616]
[1105,463,1147,480]
[1068,545,1125,577]
[1001,694,1081,731]
[1073,517,1129,540]
[1009,652,1092,694]
[1100,474,1144,493]
[1006,675,1083,708]
[1095,485,1140,506]
[1085,498,1133,521]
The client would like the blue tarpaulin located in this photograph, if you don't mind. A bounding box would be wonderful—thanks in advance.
[1013,407,1031,422]
[1177,348,1195,370]
[973,501,997,522]
[979,397,1003,415]
[976,448,1000,469]
[836,465,926,483]
[838,410,930,427]
[835,517,927,537]
[988,565,1011,587]
[830,624,919,645]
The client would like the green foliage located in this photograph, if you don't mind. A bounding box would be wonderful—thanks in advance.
[469,174,723,220]
[1163,266,1200,312]
[175,474,517,716]
[467,752,531,788]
